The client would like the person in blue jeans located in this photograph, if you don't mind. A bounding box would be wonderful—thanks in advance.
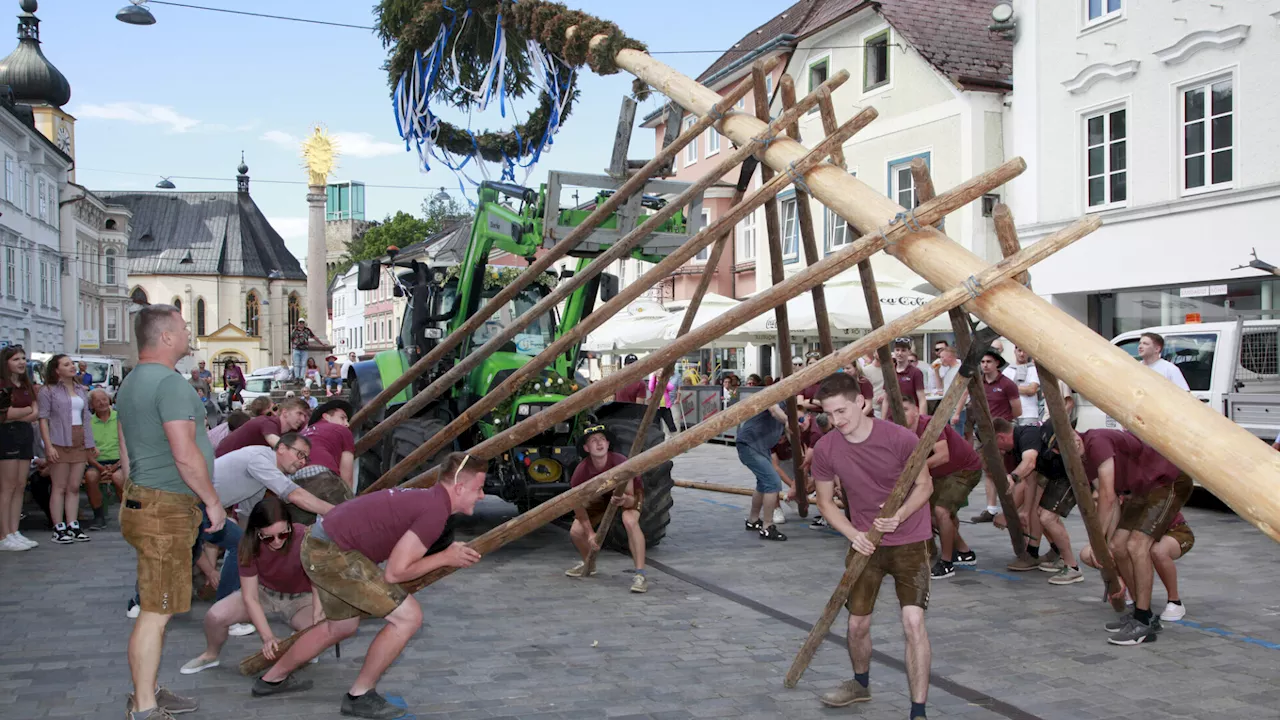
[290,321,319,380]
[737,400,791,541]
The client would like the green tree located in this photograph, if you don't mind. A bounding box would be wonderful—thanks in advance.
[331,195,469,280]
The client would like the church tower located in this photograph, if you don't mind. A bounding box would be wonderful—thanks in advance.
[0,0,75,174]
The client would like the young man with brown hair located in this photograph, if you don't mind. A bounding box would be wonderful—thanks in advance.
[1137,332,1189,391]
[993,416,1046,570]
[811,373,934,720]
[254,452,487,717]
[900,396,980,579]
[971,350,1021,524]
[882,338,927,417]
[216,397,310,457]
[564,423,648,592]
[1075,429,1193,646]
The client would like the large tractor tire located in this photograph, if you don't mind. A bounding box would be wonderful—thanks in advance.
[599,409,674,550]
[390,416,457,554]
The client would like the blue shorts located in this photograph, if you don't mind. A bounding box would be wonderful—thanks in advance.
[737,443,782,494]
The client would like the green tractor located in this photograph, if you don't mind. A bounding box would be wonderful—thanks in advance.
[348,175,703,548]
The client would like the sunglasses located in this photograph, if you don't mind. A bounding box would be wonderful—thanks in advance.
[258,528,292,543]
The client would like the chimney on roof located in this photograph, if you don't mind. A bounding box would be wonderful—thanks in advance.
[236,151,249,194]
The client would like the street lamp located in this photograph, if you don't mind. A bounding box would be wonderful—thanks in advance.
[433,187,449,203]
[116,0,156,25]
[156,177,176,189]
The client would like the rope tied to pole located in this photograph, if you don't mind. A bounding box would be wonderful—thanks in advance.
[962,274,984,299]
[784,161,813,197]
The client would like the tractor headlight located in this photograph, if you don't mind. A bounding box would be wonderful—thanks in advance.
[555,422,570,434]
[517,404,531,416]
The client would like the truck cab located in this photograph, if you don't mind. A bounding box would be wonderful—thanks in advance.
[1076,319,1280,444]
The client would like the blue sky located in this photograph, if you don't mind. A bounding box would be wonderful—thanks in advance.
[25,0,772,262]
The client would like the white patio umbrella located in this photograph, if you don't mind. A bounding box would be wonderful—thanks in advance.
[729,277,950,342]
[582,299,672,351]
[657,293,749,348]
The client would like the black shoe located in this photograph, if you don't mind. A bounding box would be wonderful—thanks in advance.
[931,559,955,579]
[952,550,977,566]
[251,674,314,697]
[88,514,108,531]
[758,524,787,541]
[341,690,406,718]
[971,510,996,523]
[744,519,763,532]
[68,522,90,542]
[809,515,828,529]
[51,526,73,544]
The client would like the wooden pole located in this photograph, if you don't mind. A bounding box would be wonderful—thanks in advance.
[1037,363,1127,611]
[238,212,1094,676]
[674,479,755,496]
[908,159,1025,559]
[784,338,980,688]
[347,56,783,433]
[750,62,809,518]
[397,160,1039,493]
[582,162,756,575]
[363,101,873,494]
[991,203,1028,287]
[817,91,905,426]
[604,38,1280,542]
[779,75,834,358]
[950,310,1027,559]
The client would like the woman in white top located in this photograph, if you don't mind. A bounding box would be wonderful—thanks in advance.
[37,354,97,544]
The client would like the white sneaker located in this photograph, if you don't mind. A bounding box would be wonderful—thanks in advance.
[772,507,786,525]
[14,532,37,548]
[126,600,141,619]
[228,623,256,637]
[0,534,27,551]
[1160,601,1186,622]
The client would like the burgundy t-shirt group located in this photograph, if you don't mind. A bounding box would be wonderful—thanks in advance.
[300,420,355,475]
[322,484,454,563]
[238,522,312,594]
[216,415,281,457]
[982,373,1021,420]
[913,415,981,479]
[1081,428,1183,496]
[571,451,642,495]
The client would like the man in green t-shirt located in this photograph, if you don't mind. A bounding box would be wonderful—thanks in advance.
[83,389,124,530]
[116,304,222,720]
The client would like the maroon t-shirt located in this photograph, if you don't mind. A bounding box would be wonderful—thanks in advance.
[300,420,354,475]
[914,415,981,479]
[810,419,931,546]
[571,451,641,494]
[772,420,825,461]
[0,378,35,409]
[894,366,926,401]
[1081,429,1181,496]
[321,484,453,563]
[216,415,282,457]
[616,381,647,403]
[239,522,312,594]
[982,373,1020,420]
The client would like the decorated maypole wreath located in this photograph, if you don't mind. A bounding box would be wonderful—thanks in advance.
[376,0,650,189]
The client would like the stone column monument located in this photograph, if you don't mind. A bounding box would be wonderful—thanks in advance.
[301,127,338,343]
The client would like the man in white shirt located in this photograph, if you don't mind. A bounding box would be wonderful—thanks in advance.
[1003,345,1042,426]
[1137,332,1190,391]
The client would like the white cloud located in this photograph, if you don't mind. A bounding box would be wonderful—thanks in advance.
[267,216,309,265]
[261,129,298,146]
[259,129,401,158]
[75,102,200,133]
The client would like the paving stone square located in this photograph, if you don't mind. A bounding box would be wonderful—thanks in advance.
[2,442,1279,719]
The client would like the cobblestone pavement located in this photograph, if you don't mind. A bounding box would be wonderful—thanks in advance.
[2,442,1278,719]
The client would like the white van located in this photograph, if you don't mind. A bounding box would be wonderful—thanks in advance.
[1076,319,1280,444]
[27,353,125,398]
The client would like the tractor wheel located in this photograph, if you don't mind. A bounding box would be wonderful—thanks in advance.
[389,417,457,555]
[601,413,674,549]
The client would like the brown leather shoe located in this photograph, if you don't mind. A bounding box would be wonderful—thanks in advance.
[1007,554,1041,572]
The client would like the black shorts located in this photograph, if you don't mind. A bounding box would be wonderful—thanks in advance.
[0,421,34,460]
[1038,474,1077,517]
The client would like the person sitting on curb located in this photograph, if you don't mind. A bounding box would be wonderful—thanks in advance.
[181,496,323,676]
[564,423,648,593]
[250,453,486,719]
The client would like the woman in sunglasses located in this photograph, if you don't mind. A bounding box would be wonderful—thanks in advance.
[181,496,322,675]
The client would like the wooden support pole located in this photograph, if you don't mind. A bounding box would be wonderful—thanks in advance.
[779,75,834,358]
[784,338,980,688]
[583,162,756,574]
[674,479,755,496]
[909,159,1024,559]
[399,159,1038,493]
[1037,363,1127,611]
[751,62,808,518]
[238,210,1093,676]
[363,98,872,494]
[818,91,905,426]
[950,309,1027,559]
[991,203,1028,287]
[347,56,782,434]
[605,39,1280,542]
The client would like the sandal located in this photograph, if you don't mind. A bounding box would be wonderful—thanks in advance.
[759,524,788,541]
[745,519,763,532]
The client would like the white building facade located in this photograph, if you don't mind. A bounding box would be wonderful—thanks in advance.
[0,96,69,353]
[1007,0,1280,336]
[329,264,365,358]
[61,187,132,358]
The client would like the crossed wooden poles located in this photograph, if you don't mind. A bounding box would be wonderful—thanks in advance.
[241,30,1280,676]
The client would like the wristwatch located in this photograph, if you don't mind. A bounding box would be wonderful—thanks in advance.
[1010,472,1022,483]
